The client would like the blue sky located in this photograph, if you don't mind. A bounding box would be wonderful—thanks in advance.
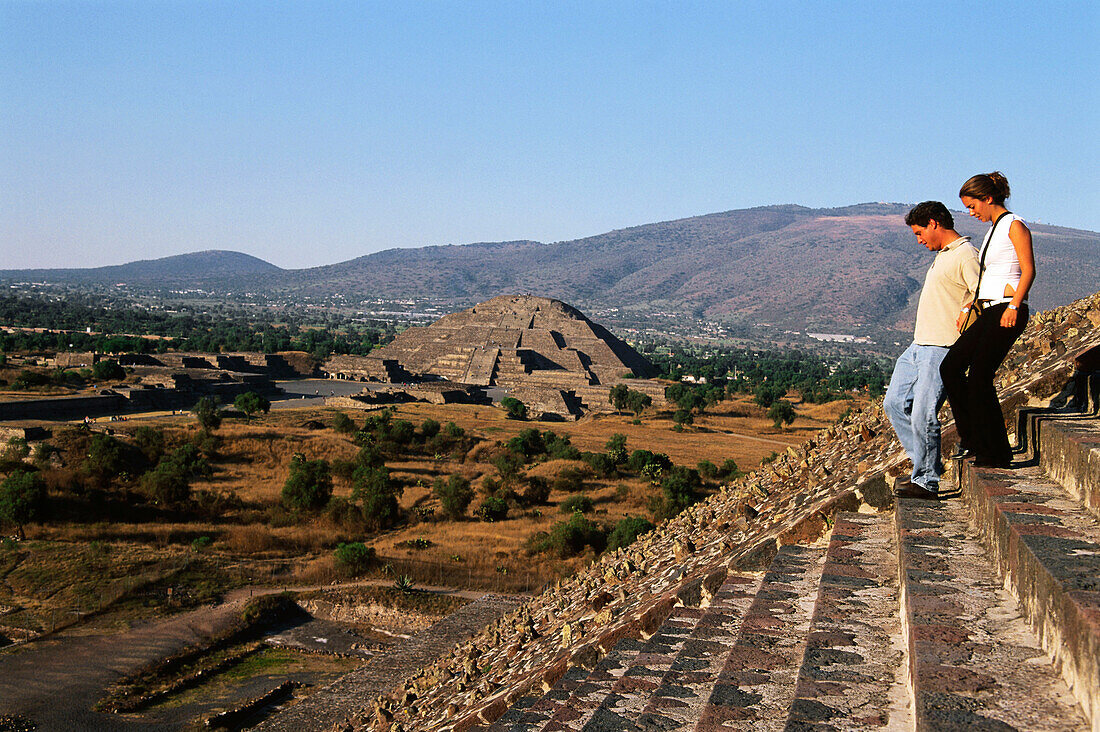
[2,1,1097,270]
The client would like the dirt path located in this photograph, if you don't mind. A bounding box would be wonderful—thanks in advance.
[0,580,490,730]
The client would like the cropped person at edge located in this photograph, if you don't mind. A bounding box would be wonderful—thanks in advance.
[940,172,1035,468]
[885,201,979,499]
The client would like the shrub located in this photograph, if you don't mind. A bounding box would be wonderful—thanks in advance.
[754,384,785,409]
[4,437,29,461]
[444,422,465,439]
[476,495,509,522]
[605,433,628,465]
[82,433,137,489]
[0,469,47,535]
[420,419,441,440]
[492,451,525,481]
[191,536,213,552]
[434,475,474,520]
[352,465,402,530]
[581,451,616,478]
[91,359,126,381]
[399,537,433,550]
[543,431,580,460]
[551,467,586,493]
[559,494,594,514]
[234,391,271,422]
[193,396,222,433]
[389,419,416,446]
[507,428,545,459]
[334,542,376,576]
[697,459,719,479]
[655,466,703,520]
[545,512,606,558]
[326,496,366,531]
[606,516,655,551]
[141,459,191,505]
[132,426,166,464]
[768,400,797,429]
[501,397,527,420]
[332,412,357,434]
[281,455,333,511]
[521,476,551,506]
[719,458,743,480]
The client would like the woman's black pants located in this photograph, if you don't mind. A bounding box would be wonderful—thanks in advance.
[939,302,1028,463]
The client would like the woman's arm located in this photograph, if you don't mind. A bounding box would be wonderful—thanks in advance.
[1001,220,1035,328]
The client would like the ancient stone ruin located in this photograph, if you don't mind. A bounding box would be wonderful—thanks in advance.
[324,295,667,419]
[259,291,1100,731]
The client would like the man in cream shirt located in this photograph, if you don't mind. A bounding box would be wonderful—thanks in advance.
[885,201,980,498]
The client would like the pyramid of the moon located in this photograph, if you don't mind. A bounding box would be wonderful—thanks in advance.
[324,295,666,413]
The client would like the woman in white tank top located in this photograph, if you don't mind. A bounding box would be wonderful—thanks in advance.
[939,172,1036,468]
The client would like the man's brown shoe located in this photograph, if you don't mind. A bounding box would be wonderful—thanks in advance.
[892,480,940,499]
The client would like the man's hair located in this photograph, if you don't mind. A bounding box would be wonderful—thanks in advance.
[905,201,954,229]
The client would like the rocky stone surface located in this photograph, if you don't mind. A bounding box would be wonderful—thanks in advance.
[282,292,1100,732]
[255,593,524,731]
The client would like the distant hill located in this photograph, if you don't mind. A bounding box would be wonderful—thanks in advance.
[0,250,281,285]
[4,205,1099,334]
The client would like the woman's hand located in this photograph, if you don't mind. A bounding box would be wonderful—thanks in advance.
[1000,307,1018,328]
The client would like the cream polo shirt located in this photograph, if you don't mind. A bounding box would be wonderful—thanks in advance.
[913,236,980,347]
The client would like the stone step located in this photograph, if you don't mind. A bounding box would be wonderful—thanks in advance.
[1036,415,1100,520]
[783,511,909,731]
[895,497,1089,731]
[487,604,711,732]
[687,542,828,731]
[485,635,654,732]
[576,570,764,731]
[575,604,709,730]
[959,461,1100,728]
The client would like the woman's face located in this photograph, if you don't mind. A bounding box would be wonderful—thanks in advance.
[960,195,994,222]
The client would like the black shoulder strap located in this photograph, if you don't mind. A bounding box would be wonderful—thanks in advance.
[972,211,1011,300]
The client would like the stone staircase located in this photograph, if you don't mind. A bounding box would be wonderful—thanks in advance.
[464,415,1100,732]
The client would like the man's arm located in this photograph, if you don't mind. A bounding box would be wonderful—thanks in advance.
[955,248,982,332]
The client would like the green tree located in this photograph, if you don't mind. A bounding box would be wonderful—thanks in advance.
[353,464,402,530]
[434,475,474,520]
[501,396,527,420]
[281,454,333,511]
[605,433,628,465]
[560,494,594,514]
[234,391,270,423]
[655,466,702,520]
[334,542,376,576]
[0,470,46,538]
[332,412,357,434]
[132,426,166,464]
[608,384,630,412]
[624,390,652,416]
[767,400,797,429]
[91,359,125,381]
[606,516,655,551]
[193,397,222,433]
[476,495,509,522]
[754,384,785,409]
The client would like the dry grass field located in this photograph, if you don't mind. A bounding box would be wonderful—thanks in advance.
[2,392,864,634]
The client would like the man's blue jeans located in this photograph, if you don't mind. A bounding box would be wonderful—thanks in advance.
[884,343,949,492]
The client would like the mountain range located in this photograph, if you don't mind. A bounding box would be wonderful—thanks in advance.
[4,203,1099,335]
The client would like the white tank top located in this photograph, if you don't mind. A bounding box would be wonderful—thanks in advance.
[977,212,1024,304]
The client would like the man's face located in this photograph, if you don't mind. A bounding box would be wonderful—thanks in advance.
[910,223,941,251]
